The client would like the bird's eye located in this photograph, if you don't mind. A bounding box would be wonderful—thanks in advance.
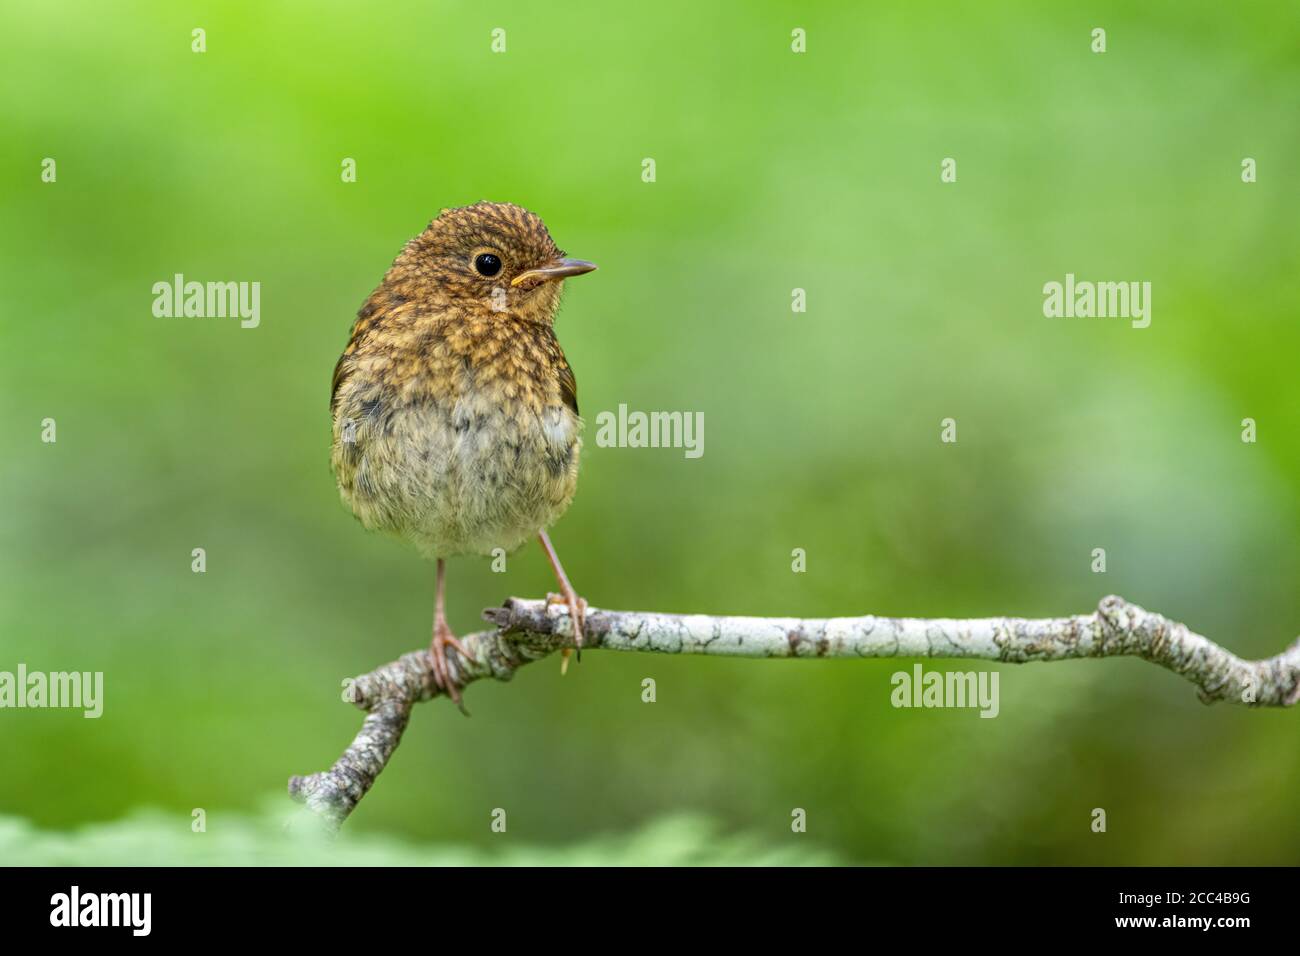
[474,253,502,277]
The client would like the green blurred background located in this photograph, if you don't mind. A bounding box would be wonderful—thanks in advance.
[2,0,1297,865]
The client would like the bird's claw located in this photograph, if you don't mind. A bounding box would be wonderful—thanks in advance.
[430,623,476,715]
[547,589,588,663]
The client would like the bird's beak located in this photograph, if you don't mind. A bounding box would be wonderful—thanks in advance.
[511,258,598,287]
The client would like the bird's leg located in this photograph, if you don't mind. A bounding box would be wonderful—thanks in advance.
[430,557,475,713]
[538,529,588,673]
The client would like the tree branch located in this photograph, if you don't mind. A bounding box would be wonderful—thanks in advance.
[288,594,1300,830]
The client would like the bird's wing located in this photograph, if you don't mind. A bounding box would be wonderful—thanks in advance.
[330,350,351,414]
[331,292,391,414]
[557,354,578,417]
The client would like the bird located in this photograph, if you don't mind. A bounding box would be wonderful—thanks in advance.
[329,201,597,708]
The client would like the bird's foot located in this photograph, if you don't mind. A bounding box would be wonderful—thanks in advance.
[430,621,475,715]
[547,588,588,673]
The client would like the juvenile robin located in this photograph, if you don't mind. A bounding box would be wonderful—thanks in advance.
[330,201,597,707]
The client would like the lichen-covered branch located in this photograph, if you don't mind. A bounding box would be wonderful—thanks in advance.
[289,594,1300,830]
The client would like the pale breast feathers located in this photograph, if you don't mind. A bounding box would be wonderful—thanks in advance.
[330,313,581,558]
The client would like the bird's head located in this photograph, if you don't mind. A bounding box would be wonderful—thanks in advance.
[388,201,596,324]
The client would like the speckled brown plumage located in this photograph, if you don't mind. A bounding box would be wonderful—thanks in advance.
[329,202,597,704]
